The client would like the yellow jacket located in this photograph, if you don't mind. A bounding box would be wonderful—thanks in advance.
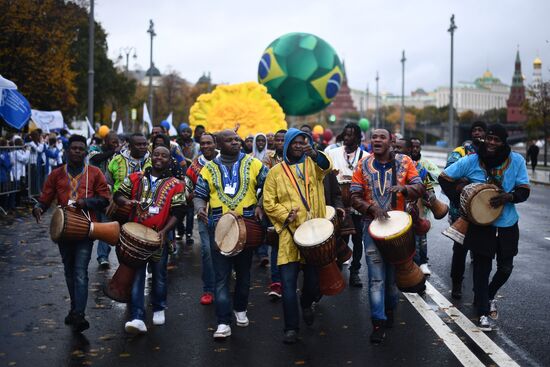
[263,153,332,266]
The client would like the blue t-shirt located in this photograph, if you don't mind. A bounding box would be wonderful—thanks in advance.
[443,152,529,227]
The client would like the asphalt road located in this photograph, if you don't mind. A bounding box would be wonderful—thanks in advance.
[0,184,548,366]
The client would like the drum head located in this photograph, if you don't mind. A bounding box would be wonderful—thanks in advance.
[50,207,64,242]
[294,218,334,247]
[215,213,240,253]
[469,189,503,225]
[122,222,161,245]
[369,210,412,239]
[325,206,336,221]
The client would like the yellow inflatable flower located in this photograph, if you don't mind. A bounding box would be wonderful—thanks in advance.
[189,82,287,137]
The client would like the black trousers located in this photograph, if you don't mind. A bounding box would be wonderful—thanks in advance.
[450,242,469,282]
[341,213,363,273]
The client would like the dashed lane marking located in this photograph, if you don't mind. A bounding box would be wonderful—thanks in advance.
[424,282,520,367]
[403,292,484,366]
[544,237,550,241]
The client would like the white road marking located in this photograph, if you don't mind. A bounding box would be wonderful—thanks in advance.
[424,282,520,367]
[403,292,484,367]
[544,237,550,241]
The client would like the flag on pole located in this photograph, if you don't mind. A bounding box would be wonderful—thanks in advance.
[117,120,124,134]
[143,102,153,134]
[166,112,177,136]
[85,116,95,142]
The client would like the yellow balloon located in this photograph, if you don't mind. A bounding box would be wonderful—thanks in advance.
[313,124,324,135]
[189,82,287,137]
[98,125,110,138]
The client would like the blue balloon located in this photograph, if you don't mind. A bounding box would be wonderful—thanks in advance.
[0,89,31,130]
[179,122,189,132]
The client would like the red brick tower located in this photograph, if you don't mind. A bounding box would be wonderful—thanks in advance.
[506,50,527,123]
[326,62,358,129]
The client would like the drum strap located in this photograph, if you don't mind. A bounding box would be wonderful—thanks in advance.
[391,159,397,210]
[282,161,311,212]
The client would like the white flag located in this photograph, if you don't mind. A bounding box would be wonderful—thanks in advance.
[117,120,124,134]
[143,102,153,134]
[166,112,177,136]
[85,116,95,144]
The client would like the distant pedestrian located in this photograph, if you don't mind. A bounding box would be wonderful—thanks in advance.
[527,141,539,174]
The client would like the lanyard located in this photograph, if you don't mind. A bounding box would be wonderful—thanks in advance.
[217,153,243,189]
[66,164,85,200]
[282,160,310,212]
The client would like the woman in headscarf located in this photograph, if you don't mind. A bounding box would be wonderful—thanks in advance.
[252,133,268,162]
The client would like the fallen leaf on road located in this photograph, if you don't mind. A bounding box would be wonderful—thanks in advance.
[342,325,348,329]
[99,334,116,341]
[11,332,25,337]
[294,361,306,365]
[272,316,280,320]
[319,331,326,336]
[119,353,131,357]
[214,348,228,352]
[37,345,47,350]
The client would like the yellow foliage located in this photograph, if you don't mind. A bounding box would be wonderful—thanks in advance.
[189,82,287,137]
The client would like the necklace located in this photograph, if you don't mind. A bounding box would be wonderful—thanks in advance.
[344,147,359,170]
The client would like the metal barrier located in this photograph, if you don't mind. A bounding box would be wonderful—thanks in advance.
[0,145,46,214]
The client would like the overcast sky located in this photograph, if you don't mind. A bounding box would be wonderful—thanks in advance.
[96,0,549,95]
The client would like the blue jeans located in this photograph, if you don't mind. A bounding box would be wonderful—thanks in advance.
[198,220,215,293]
[363,222,399,321]
[96,212,111,262]
[270,245,281,283]
[209,229,253,325]
[280,262,319,331]
[129,244,169,320]
[413,234,428,265]
[58,240,93,314]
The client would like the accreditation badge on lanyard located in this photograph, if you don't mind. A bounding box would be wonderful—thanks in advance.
[219,154,242,196]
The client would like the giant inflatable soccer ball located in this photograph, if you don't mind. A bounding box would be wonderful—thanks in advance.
[258,33,343,116]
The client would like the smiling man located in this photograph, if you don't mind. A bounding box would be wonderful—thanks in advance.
[114,145,186,334]
[438,123,530,332]
[350,128,424,344]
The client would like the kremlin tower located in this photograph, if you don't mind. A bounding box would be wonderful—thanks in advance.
[506,49,527,123]
[532,56,543,87]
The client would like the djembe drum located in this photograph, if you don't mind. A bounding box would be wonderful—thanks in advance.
[442,183,503,245]
[294,218,345,296]
[50,206,120,245]
[215,212,264,256]
[368,210,425,294]
[104,222,162,302]
[325,205,352,265]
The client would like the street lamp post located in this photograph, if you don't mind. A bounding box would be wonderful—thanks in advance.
[118,47,137,130]
[448,14,457,148]
[147,20,156,125]
[366,84,370,120]
[401,50,406,137]
[375,72,380,128]
[87,0,94,129]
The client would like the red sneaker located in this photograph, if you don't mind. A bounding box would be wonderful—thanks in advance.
[268,282,282,299]
[200,292,214,305]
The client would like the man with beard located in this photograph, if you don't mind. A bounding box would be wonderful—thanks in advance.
[350,129,424,344]
[115,145,185,333]
[445,121,487,299]
[439,124,529,331]
[409,138,441,276]
[326,123,368,287]
[89,131,121,268]
[263,128,332,344]
[33,135,110,333]
[107,133,151,192]
[194,129,268,340]
[185,133,218,305]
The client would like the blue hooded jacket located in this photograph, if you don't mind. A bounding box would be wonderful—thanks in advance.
[283,128,329,169]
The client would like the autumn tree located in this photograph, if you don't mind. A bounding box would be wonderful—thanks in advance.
[523,82,550,166]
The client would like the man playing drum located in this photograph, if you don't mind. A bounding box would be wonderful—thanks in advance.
[263,128,332,345]
[32,135,110,333]
[445,121,487,299]
[326,123,368,288]
[193,129,268,340]
[439,124,530,331]
[114,145,186,334]
[350,129,424,344]
[184,133,218,306]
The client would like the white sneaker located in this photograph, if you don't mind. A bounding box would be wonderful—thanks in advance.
[489,299,498,320]
[213,324,231,339]
[420,264,431,276]
[234,310,249,327]
[153,310,165,325]
[478,316,492,332]
[125,319,147,334]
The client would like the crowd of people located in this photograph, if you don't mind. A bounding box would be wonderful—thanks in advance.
[17,119,529,344]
